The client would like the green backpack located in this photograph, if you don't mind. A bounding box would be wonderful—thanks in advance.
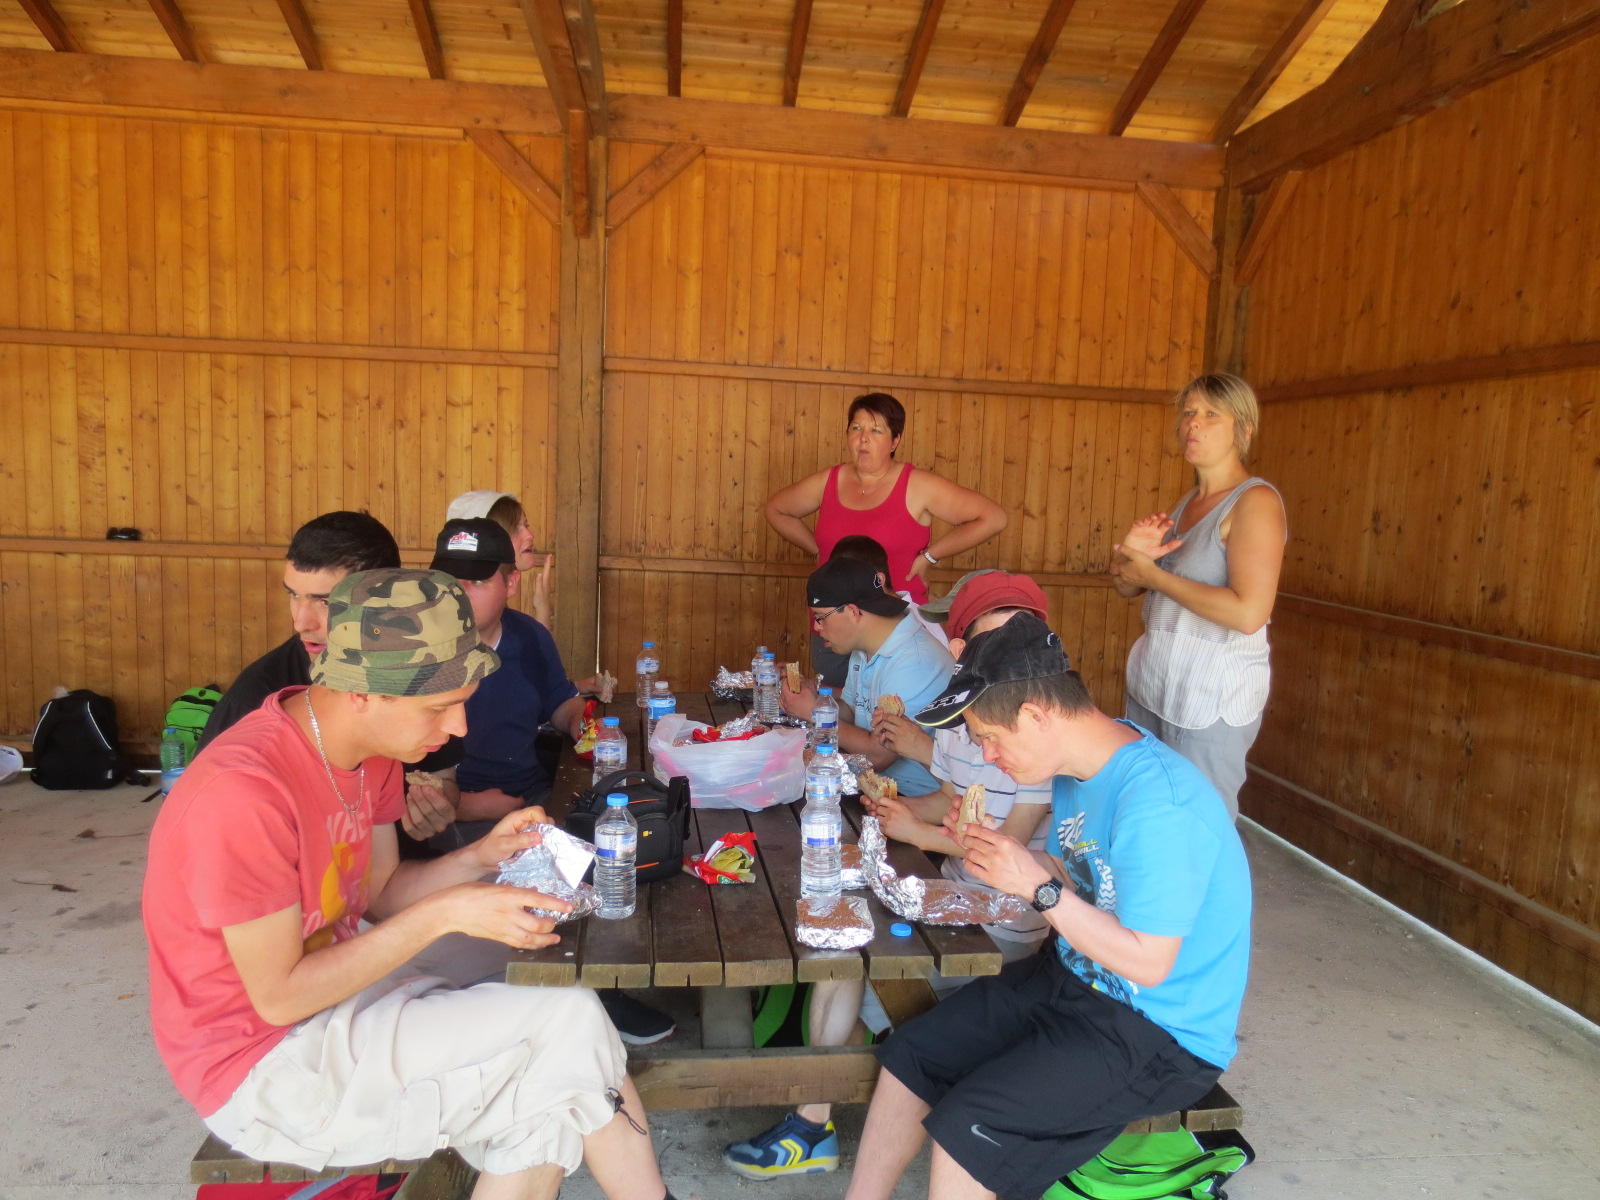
[1043,1129,1253,1200]
[163,685,223,761]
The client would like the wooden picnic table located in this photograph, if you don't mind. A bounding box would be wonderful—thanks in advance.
[505,689,1002,1110]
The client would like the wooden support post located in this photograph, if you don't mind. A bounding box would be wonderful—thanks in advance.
[553,135,605,678]
[1204,182,1250,375]
[700,987,756,1049]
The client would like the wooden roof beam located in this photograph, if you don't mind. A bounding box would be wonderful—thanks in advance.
[1211,0,1337,142]
[467,129,562,224]
[18,0,77,53]
[406,0,447,80]
[147,0,203,64]
[782,0,815,107]
[518,0,606,128]
[1108,0,1208,136]
[0,47,560,133]
[667,0,683,97]
[1230,0,1600,188]
[274,0,323,71]
[892,0,945,116]
[1234,170,1302,284]
[1000,0,1078,127]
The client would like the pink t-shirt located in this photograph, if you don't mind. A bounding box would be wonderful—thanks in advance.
[142,688,404,1116]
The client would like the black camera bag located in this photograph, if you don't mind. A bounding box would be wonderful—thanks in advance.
[565,769,690,883]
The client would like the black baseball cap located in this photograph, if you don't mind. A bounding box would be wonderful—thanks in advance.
[429,518,516,582]
[807,557,908,619]
[915,611,1073,727]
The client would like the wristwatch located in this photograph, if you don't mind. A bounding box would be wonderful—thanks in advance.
[1030,880,1063,913]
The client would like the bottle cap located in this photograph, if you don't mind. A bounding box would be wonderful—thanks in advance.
[814,743,836,756]
[890,922,913,937]
[602,716,620,727]
[819,687,832,696]
[643,640,655,648]
[606,793,628,807]
[758,645,768,653]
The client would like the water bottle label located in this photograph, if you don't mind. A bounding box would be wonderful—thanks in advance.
[648,699,675,719]
[597,836,636,860]
[804,833,839,847]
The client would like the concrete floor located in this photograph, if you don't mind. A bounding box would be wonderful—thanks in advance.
[2,775,1598,1200]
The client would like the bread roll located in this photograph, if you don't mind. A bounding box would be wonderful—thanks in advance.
[405,770,446,792]
[876,694,905,717]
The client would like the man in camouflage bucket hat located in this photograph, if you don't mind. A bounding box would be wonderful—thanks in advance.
[144,568,672,1200]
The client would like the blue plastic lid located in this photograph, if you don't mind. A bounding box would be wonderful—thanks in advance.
[606,793,629,806]
[602,716,620,726]
[819,687,832,696]
[813,743,836,756]
[890,922,913,937]
[642,640,655,648]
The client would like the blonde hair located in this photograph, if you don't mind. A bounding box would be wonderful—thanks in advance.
[1175,374,1259,462]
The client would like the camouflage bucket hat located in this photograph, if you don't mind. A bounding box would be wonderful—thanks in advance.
[312,568,500,697]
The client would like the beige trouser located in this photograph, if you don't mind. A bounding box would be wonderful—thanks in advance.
[204,971,627,1177]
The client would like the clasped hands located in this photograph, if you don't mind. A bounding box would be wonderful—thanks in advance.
[1111,511,1183,591]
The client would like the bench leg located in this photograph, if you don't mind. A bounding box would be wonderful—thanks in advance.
[392,1148,477,1200]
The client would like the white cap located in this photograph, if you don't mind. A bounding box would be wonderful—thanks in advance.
[447,490,518,521]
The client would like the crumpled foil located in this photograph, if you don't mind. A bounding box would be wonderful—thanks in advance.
[711,666,755,698]
[858,816,1030,926]
[840,844,866,891]
[718,712,765,738]
[497,825,600,923]
[839,753,873,795]
[796,893,874,948]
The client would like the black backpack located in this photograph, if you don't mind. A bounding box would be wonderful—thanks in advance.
[565,770,691,883]
[32,689,125,790]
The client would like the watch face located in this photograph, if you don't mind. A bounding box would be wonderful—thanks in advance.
[1031,881,1062,912]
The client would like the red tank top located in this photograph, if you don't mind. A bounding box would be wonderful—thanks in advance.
[814,462,931,604]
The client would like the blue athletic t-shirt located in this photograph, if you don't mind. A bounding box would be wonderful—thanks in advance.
[455,609,577,799]
[1046,724,1251,1068]
[840,615,953,796]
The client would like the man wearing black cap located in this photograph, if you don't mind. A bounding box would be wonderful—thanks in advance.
[845,613,1251,1200]
[779,557,954,800]
[415,518,584,847]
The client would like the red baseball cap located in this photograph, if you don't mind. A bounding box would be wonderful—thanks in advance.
[946,572,1049,641]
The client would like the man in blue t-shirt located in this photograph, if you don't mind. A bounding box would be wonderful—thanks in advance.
[416,518,582,848]
[848,612,1251,1200]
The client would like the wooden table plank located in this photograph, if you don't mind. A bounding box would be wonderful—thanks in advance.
[650,805,723,986]
[627,1044,879,1110]
[693,806,796,987]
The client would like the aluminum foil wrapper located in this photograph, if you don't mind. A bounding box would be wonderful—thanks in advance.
[497,826,600,923]
[840,844,866,891]
[711,666,755,699]
[718,712,766,738]
[839,753,874,795]
[796,894,874,949]
[858,816,1030,926]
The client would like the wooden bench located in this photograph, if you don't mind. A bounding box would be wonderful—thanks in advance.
[191,1137,476,1196]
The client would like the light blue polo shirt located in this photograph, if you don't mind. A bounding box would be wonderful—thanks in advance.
[840,614,953,796]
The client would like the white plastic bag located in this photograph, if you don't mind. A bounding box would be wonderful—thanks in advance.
[648,713,807,811]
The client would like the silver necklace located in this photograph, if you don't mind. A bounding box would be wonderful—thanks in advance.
[304,691,364,822]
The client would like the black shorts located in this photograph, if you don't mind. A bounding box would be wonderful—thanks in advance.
[874,950,1221,1200]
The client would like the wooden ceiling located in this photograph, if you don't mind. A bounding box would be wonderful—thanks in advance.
[1,0,1384,144]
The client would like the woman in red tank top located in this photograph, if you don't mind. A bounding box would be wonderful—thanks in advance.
[764,393,1007,605]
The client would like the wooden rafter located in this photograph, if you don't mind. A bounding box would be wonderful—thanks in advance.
[18,0,77,53]
[667,0,683,97]
[467,129,562,224]
[519,0,606,127]
[1211,0,1337,142]
[1000,0,1078,127]
[607,142,704,230]
[1135,182,1217,277]
[406,0,446,80]
[782,0,815,107]
[1230,0,1600,187]
[1108,0,1208,136]
[892,0,944,117]
[1234,170,1302,284]
[147,0,203,64]
[0,47,560,133]
[274,0,323,71]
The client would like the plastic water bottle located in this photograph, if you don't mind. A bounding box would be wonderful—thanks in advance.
[635,641,658,707]
[646,680,676,742]
[752,644,768,683]
[800,745,843,898]
[812,687,840,751]
[595,793,638,919]
[159,727,187,794]
[755,652,781,723]
[591,716,626,785]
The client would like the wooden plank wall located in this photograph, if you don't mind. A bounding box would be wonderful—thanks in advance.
[1234,37,1600,1018]
[0,110,565,744]
[598,142,1211,708]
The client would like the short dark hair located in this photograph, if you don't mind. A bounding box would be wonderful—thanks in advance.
[847,393,906,443]
[287,511,401,574]
[484,494,527,540]
[967,670,1095,728]
[829,534,891,579]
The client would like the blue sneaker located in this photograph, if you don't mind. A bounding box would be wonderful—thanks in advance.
[723,1113,840,1178]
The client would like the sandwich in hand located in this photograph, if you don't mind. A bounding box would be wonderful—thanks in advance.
[955,782,988,841]
[786,661,802,691]
[875,693,905,717]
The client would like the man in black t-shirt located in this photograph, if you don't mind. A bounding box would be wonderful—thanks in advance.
[197,512,401,754]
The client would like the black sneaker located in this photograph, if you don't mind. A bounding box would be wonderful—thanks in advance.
[600,990,676,1045]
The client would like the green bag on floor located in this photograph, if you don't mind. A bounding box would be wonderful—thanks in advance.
[1043,1129,1252,1200]
[163,685,222,761]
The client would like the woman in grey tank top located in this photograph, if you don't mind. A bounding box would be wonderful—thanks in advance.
[1110,375,1288,819]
